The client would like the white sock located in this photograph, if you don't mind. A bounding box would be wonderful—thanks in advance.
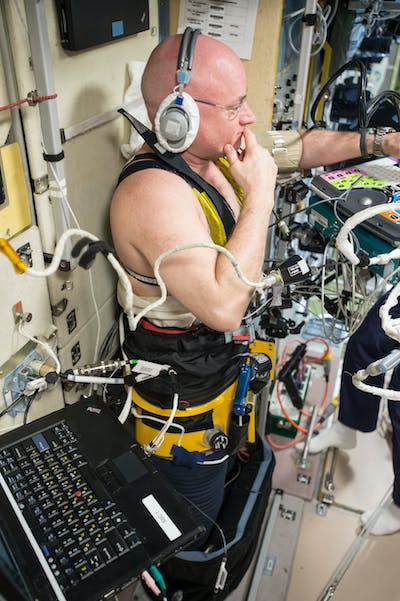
[361,502,400,536]
[295,420,357,454]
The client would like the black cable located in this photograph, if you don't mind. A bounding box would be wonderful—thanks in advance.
[23,392,38,425]
[366,90,400,128]
[308,51,400,154]
[310,58,368,128]
[271,207,280,221]
[98,321,119,361]
[268,197,332,228]
[178,491,227,558]
[0,393,26,419]
[0,390,38,423]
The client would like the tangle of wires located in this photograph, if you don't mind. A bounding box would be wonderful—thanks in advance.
[291,242,379,343]
[267,178,398,343]
[286,1,339,58]
[304,51,400,332]
[309,55,400,131]
[95,320,127,412]
[266,336,332,451]
[357,0,400,37]
[309,57,369,129]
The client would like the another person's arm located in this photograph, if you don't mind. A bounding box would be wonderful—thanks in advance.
[261,128,400,173]
[299,128,400,169]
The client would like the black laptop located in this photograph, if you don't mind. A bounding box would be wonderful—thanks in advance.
[0,397,204,601]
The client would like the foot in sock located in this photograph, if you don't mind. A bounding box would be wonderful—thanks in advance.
[361,501,400,535]
[295,420,357,454]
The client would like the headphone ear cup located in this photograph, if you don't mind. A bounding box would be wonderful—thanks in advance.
[154,92,200,153]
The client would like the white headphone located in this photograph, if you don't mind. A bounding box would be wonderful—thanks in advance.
[154,27,201,153]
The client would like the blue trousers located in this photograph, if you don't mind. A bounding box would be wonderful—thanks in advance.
[339,290,400,505]
[150,454,232,549]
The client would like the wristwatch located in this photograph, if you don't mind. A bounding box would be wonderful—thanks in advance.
[373,126,396,157]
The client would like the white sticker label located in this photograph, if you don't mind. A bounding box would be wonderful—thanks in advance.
[131,360,170,377]
[142,494,182,541]
[310,209,328,228]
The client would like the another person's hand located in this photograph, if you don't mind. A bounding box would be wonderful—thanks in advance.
[381,131,400,158]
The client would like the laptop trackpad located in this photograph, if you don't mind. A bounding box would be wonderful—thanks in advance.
[111,450,149,484]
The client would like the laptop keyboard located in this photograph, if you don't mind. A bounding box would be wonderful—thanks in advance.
[0,421,143,594]
[361,161,400,185]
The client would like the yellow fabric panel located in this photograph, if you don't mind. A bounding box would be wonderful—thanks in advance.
[193,189,227,246]
[215,157,244,207]
[132,381,238,457]
[191,158,243,245]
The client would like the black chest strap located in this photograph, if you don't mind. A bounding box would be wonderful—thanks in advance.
[118,109,236,239]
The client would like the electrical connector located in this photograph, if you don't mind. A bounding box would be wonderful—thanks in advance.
[141,570,161,597]
[149,565,167,595]
[322,351,332,382]
[24,377,47,396]
[365,349,400,376]
[277,220,290,240]
[214,558,228,593]
[318,401,337,425]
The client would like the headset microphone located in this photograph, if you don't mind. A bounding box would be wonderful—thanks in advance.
[154,27,201,153]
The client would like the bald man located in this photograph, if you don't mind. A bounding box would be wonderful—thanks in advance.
[110,30,400,542]
[111,30,278,541]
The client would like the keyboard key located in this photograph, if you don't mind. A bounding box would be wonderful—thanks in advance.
[87,551,105,571]
[125,533,141,549]
[12,446,26,461]
[76,560,92,580]
[98,541,117,563]
[91,531,106,545]
[52,517,65,530]
[66,545,81,560]
[118,522,136,539]
[80,540,95,555]
[32,433,50,452]
[108,530,129,556]
[76,530,90,545]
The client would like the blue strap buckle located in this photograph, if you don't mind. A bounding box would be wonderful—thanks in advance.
[233,363,253,416]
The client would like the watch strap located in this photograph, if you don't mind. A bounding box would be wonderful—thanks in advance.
[373,126,396,157]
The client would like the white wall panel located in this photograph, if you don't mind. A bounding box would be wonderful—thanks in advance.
[0,225,64,430]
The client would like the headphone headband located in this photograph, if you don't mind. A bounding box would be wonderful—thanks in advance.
[177,27,201,83]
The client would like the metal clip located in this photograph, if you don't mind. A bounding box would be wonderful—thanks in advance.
[27,90,38,106]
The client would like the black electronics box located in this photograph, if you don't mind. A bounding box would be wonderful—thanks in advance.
[55,0,149,51]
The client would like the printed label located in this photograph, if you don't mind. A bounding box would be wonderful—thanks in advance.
[142,494,182,541]
[309,210,328,228]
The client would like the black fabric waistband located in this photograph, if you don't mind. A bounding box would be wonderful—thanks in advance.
[123,316,246,407]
